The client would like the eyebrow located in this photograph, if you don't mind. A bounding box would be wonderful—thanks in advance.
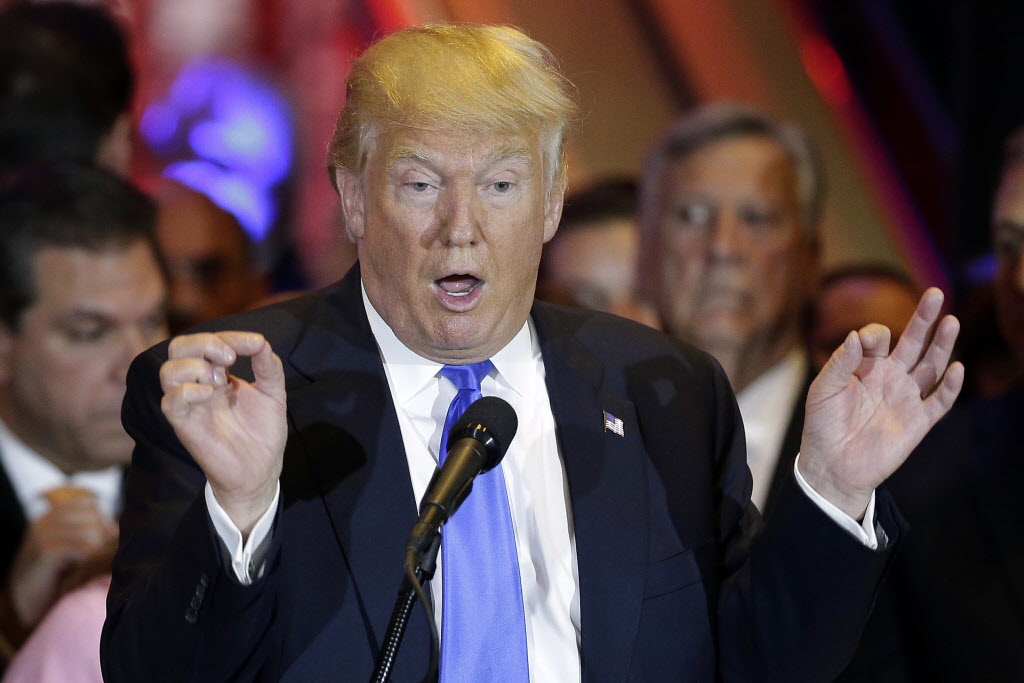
[483,144,534,170]
[385,147,439,175]
[384,144,535,176]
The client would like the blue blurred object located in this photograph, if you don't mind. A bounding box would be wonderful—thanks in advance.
[141,58,293,241]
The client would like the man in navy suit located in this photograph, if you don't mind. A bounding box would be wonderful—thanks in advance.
[102,24,963,681]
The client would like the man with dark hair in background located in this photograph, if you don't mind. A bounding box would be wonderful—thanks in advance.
[638,102,823,518]
[840,126,1024,683]
[0,161,166,658]
[808,264,921,370]
[0,1,134,176]
[538,178,658,327]
[155,182,268,335]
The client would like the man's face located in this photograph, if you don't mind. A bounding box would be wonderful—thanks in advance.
[543,218,658,327]
[992,164,1024,364]
[156,192,263,334]
[0,241,167,473]
[341,127,562,363]
[653,135,816,356]
[809,276,919,370]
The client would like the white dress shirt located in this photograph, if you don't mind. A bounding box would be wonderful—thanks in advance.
[737,348,809,511]
[0,416,122,522]
[206,286,882,678]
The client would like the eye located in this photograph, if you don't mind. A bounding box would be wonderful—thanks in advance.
[676,203,714,227]
[996,234,1024,258]
[65,324,109,344]
[738,205,782,230]
[409,182,431,192]
[492,181,513,193]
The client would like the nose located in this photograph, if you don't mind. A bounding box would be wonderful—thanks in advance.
[708,209,743,260]
[437,185,480,247]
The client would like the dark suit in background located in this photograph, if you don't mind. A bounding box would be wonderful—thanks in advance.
[102,268,904,682]
[840,382,1024,682]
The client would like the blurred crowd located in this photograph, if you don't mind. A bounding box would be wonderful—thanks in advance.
[0,1,1020,681]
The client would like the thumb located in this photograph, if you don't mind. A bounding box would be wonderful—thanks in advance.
[250,339,285,402]
[814,330,863,400]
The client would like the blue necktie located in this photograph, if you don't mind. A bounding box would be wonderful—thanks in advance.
[437,361,529,682]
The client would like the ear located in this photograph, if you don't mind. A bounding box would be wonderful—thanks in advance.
[335,169,367,241]
[542,177,567,244]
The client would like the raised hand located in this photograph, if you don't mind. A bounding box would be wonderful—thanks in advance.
[798,288,964,519]
[159,332,287,536]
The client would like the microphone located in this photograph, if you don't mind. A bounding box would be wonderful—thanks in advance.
[404,396,518,568]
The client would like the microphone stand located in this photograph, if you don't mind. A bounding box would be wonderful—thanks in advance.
[370,533,441,683]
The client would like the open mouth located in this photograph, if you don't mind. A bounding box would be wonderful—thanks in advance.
[437,274,481,297]
[433,274,484,310]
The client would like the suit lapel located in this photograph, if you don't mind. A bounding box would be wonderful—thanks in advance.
[532,304,647,681]
[283,270,426,667]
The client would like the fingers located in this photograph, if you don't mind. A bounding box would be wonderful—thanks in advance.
[909,314,961,394]
[167,331,268,365]
[250,339,286,401]
[160,357,227,393]
[814,330,864,399]
[30,504,117,557]
[856,323,892,359]
[161,331,275,418]
[924,361,965,423]
[891,287,945,369]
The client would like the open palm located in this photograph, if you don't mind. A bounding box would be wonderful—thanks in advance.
[799,288,964,519]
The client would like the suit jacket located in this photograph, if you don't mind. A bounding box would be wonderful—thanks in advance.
[101,266,905,682]
[0,462,27,586]
[839,383,1024,682]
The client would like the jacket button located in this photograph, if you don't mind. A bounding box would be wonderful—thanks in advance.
[199,573,209,589]
[185,607,198,624]
[190,595,202,610]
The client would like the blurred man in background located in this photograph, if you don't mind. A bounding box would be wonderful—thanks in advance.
[0,2,134,177]
[155,182,267,335]
[808,264,921,370]
[538,178,658,328]
[638,103,821,516]
[0,162,166,660]
[840,125,1024,683]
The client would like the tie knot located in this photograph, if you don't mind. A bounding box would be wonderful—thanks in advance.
[440,360,494,393]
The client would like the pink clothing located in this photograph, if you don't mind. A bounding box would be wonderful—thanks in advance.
[2,576,109,683]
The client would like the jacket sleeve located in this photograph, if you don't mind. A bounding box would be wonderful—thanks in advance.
[704,354,908,682]
[100,347,283,682]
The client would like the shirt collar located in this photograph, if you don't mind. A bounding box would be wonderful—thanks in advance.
[0,415,122,521]
[360,280,537,403]
[736,347,809,432]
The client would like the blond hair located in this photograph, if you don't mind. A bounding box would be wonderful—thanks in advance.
[327,24,576,192]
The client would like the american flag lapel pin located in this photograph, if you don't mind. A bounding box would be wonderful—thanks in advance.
[603,410,624,437]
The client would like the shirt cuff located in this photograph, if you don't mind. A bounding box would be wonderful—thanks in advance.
[793,455,879,550]
[205,482,280,584]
